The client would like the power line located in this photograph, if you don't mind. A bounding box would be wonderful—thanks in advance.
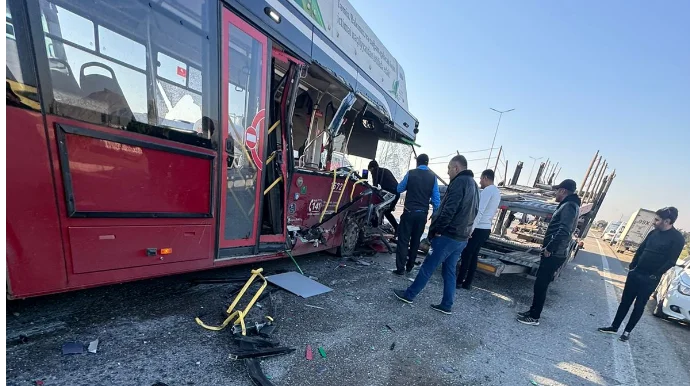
[429,156,493,165]
[428,147,497,160]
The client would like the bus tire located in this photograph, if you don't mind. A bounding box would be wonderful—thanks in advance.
[336,216,360,257]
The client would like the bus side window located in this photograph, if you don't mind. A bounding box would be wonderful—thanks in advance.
[6,0,41,111]
[35,0,214,149]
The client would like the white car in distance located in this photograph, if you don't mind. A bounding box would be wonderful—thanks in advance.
[653,259,690,322]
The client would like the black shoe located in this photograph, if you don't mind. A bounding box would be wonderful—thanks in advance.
[619,332,630,342]
[392,269,405,276]
[405,264,415,273]
[517,310,532,318]
[598,326,618,334]
[461,284,471,291]
[393,289,413,304]
[517,315,540,326]
[430,304,452,315]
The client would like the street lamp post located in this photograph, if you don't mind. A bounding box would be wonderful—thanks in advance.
[487,108,515,169]
[527,156,543,186]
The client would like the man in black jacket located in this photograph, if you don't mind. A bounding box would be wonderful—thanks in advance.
[393,154,441,275]
[518,179,581,326]
[598,207,685,342]
[368,160,400,233]
[393,155,479,315]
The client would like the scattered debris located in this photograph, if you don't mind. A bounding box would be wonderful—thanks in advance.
[87,339,99,354]
[18,335,29,344]
[196,361,201,365]
[530,380,542,386]
[266,272,332,298]
[62,342,84,355]
[306,344,313,360]
[229,346,295,360]
[441,365,457,374]
[385,324,395,333]
[305,304,325,310]
[408,278,414,282]
[390,342,396,351]
[318,347,326,358]
[318,366,327,374]
[348,257,372,266]
[34,380,44,386]
[245,358,275,386]
[13,312,20,317]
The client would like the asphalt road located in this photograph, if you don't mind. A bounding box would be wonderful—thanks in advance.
[6,236,689,386]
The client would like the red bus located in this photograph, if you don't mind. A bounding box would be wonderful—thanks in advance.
[5,0,419,298]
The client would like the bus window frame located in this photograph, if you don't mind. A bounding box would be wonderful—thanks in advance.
[25,0,218,149]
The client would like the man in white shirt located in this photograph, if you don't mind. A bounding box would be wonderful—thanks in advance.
[456,169,501,290]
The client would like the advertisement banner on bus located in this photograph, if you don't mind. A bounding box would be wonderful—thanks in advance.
[289,0,409,109]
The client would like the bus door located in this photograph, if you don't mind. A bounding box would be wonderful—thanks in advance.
[219,9,279,251]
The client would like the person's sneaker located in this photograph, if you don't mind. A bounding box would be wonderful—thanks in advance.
[619,332,630,342]
[430,304,452,315]
[517,315,540,326]
[391,269,405,276]
[393,289,413,304]
[517,310,532,318]
[598,326,618,334]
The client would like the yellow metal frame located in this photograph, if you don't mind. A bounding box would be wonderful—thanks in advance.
[195,268,268,336]
[335,170,353,211]
[350,179,368,201]
[320,170,338,222]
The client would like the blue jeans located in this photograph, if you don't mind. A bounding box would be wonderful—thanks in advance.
[404,236,468,309]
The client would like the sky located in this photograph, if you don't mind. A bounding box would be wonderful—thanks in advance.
[349,0,690,229]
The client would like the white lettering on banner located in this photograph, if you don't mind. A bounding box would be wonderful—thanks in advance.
[289,0,408,108]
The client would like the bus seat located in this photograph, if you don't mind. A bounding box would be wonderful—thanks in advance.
[79,62,134,127]
[48,58,82,100]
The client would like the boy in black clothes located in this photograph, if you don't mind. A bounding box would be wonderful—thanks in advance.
[598,207,685,342]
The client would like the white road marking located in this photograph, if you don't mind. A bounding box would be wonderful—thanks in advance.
[595,239,639,386]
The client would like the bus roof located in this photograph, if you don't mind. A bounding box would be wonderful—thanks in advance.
[239,0,419,141]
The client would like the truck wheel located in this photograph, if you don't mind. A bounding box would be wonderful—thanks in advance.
[336,216,360,257]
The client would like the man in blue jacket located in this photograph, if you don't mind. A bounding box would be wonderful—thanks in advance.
[393,155,479,314]
[393,154,441,275]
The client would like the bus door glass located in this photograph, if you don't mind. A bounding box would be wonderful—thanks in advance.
[219,9,269,248]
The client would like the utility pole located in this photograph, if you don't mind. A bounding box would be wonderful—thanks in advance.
[584,155,602,199]
[580,150,599,195]
[486,108,514,169]
[511,161,523,186]
[527,156,543,187]
[587,161,607,203]
[548,162,559,185]
[493,146,502,173]
[504,160,509,186]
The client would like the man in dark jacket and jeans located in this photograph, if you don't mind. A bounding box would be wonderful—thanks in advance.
[393,155,479,315]
[518,179,581,326]
[598,207,685,342]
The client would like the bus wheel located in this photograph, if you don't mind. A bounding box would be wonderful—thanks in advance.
[336,216,360,257]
